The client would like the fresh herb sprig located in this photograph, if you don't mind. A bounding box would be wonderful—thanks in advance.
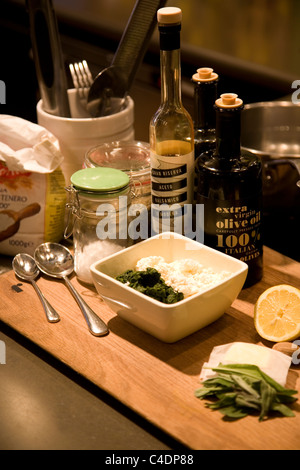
[195,363,297,421]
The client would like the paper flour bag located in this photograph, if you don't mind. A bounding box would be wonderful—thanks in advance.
[0,115,66,256]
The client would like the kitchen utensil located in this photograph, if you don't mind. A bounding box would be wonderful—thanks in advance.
[34,242,109,336]
[0,203,41,243]
[69,60,93,110]
[12,253,60,323]
[27,0,71,117]
[87,0,167,117]
[36,91,134,184]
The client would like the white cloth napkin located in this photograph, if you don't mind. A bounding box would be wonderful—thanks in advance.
[200,342,292,386]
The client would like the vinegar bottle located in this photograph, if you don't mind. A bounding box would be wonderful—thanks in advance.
[150,7,194,235]
[196,93,263,287]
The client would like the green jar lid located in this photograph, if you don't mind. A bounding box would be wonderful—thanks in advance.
[70,167,130,192]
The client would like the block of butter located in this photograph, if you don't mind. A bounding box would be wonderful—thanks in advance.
[199,342,292,386]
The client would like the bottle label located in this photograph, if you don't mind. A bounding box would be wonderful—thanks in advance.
[200,195,263,264]
[150,147,194,206]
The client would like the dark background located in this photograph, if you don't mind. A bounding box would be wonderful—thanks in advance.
[1,0,299,260]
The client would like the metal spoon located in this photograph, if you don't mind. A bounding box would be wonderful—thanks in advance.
[12,253,60,323]
[34,243,109,337]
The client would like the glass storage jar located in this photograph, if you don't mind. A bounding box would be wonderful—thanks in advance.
[65,167,133,285]
[84,141,151,211]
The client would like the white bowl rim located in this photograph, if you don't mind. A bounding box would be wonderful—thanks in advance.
[90,232,248,308]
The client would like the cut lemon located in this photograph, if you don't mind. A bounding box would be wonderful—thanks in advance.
[254,284,300,342]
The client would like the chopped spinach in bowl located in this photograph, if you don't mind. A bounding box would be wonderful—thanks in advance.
[116,267,184,304]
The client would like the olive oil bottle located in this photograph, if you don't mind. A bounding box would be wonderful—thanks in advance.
[196,93,263,286]
[193,67,218,159]
[192,67,218,204]
[150,7,194,235]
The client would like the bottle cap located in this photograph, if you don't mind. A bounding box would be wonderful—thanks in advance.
[192,67,218,82]
[157,7,182,25]
[215,93,243,108]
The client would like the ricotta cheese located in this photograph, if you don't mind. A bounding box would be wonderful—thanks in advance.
[136,256,230,298]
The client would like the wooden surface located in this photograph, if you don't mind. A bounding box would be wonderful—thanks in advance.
[0,246,300,450]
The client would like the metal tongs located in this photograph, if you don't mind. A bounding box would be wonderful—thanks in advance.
[27,0,70,117]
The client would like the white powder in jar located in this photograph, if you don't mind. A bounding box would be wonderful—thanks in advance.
[75,239,124,284]
[0,213,14,232]
[136,256,231,298]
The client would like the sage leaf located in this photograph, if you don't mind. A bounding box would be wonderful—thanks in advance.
[195,363,298,421]
[259,380,276,421]
[207,392,237,409]
[271,402,295,418]
[235,393,261,411]
[201,376,235,389]
[217,406,248,420]
[231,374,260,399]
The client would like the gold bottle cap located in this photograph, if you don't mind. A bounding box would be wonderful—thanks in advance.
[192,67,218,82]
[215,93,243,108]
[157,7,182,24]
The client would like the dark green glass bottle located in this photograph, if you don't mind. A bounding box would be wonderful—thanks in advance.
[192,67,218,206]
[196,93,263,287]
[192,67,218,159]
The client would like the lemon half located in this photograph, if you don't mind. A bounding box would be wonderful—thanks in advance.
[254,284,300,342]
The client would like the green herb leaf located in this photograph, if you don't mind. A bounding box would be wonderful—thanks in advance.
[271,402,295,418]
[217,406,249,420]
[207,392,237,409]
[259,379,276,421]
[195,363,297,421]
[231,374,260,399]
[201,376,236,388]
[235,393,261,411]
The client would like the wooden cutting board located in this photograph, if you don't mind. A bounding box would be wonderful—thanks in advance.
[1,246,300,450]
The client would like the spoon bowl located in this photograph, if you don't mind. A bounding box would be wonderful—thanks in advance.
[12,253,60,323]
[12,253,40,281]
[34,243,109,337]
[86,65,127,117]
[34,242,74,278]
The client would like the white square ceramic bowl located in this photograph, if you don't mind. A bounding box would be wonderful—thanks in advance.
[90,232,248,343]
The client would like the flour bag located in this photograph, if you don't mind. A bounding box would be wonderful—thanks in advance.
[0,115,66,256]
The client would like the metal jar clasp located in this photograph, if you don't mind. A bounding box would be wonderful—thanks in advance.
[64,185,82,239]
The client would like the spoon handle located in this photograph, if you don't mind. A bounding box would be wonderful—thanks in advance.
[31,280,60,323]
[63,276,109,336]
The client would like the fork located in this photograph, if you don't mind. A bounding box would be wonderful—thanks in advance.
[69,60,93,104]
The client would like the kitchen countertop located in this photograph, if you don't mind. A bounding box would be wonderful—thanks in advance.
[0,255,179,451]
[1,246,300,450]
